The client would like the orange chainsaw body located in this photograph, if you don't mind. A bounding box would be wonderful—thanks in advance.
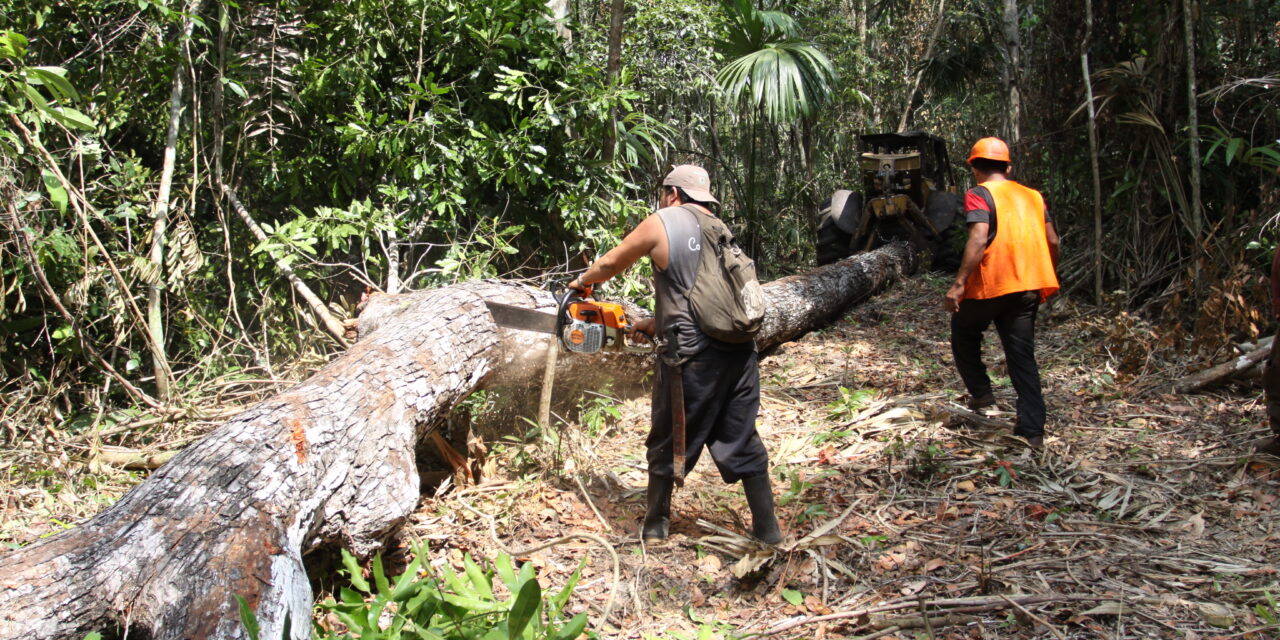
[561,295,650,354]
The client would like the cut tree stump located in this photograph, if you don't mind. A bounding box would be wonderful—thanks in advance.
[0,243,917,640]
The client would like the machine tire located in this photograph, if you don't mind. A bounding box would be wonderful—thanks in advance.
[829,190,864,235]
[817,210,854,265]
[925,192,966,271]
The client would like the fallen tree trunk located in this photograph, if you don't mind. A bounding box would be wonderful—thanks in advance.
[0,243,917,640]
[1173,335,1273,394]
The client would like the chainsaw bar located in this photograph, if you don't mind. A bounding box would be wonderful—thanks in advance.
[484,301,559,335]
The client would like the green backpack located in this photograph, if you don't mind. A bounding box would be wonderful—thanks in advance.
[683,206,765,343]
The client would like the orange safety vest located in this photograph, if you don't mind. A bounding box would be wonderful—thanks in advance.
[963,180,1059,302]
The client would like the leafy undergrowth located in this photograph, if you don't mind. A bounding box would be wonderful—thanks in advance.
[406,274,1279,640]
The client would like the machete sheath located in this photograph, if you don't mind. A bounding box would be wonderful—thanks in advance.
[670,363,686,488]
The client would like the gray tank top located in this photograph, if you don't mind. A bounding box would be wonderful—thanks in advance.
[654,205,710,362]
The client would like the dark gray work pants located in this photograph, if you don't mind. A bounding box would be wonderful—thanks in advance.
[950,290,1046,438]
[647,344,769,483]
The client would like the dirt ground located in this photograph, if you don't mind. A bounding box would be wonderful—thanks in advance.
[406,273,1280,640]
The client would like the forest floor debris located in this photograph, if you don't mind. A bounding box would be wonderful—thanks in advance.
[410,273,1279,639]
[1,273,1277,639]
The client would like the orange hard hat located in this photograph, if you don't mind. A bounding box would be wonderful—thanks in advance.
[968,137,1011,163]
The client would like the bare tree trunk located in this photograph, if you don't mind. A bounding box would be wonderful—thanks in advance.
[602,0,626,162]
[1081,0,1104,306]
[386,227,402,294]
[1183,0,1202,243]
[1001,0,1021,143]
[897,0,947,132]
[147,0,202,401]
[220,183,349,345]
[0,244,918,640]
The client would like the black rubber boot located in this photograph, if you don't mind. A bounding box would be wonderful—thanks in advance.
[641,474,674,540]
[1252,435,1280,457]
[742,474,782,545]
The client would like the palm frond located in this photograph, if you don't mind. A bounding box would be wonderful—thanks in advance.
[715,39,836,123]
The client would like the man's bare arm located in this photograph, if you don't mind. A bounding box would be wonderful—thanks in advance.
[569,214,663,289]
[1045,221,1060,266]
[944,222,989,313]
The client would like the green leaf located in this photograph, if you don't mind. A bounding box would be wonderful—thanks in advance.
[390,551,424,601]
[548,558,585,616]
[234,595,261,640]
[41,170,68,214]
[781,589,804,606]
[1226,137,1243,165]
[50,107,96,131]
[51,324,73,341]
[21,83,49,111]
[553,612,588,640]
[463,553,494,600]
[341,549,371,593]
[507,579,540,640]
[28,66,77,100]
[372,553,391,595]
[222,78,249,99]
[495,553,520,592]
[0,31,29,59]
[82,634,102,640]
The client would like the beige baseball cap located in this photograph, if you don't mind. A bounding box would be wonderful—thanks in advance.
[662,164,719,204]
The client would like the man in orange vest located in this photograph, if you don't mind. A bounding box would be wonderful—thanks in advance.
[944,137,1060,447]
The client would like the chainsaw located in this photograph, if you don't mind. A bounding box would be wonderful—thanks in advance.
[485,285,654,354]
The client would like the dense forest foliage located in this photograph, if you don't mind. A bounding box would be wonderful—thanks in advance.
[1,0,1277,444]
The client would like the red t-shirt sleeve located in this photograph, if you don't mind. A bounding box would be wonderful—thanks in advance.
[965,190,992,214]
[965,189,992,224]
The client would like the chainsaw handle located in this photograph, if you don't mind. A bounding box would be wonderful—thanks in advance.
[621,328,656,354]
[565,279,593,298]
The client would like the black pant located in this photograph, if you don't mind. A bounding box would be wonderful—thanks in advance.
[950,290,1046,437]
[647,344,769,483]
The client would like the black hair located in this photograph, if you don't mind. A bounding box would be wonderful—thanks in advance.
[667,185,718,209]
[969,157,1009,174]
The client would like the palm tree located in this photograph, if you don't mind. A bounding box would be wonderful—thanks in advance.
[713,0,837,258]
[714,0,837,124]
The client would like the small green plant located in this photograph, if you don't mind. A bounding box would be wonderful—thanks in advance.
[1254,591,1278,626]
[236,543,589,639]
[774,466,814,507]
[909,442,949,479]
[825,386,875,422]
[810,427,852,446]
[985,455,1018,487]
[577,388,621,438]
[795,503,829,524]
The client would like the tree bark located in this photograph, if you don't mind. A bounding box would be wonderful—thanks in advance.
[1001,0,1021,143]
[602,0,626,162]
[0,244,917,640]
[1183,0,1202,243]
[1081,0,1104,306]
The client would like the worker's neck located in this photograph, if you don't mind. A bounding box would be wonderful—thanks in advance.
[977,171,1009,183]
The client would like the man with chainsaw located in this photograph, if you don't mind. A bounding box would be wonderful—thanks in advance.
[944,137,1060,448]
[566,164,782,544]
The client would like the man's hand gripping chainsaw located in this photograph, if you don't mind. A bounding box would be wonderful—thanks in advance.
[557,283,654,354]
